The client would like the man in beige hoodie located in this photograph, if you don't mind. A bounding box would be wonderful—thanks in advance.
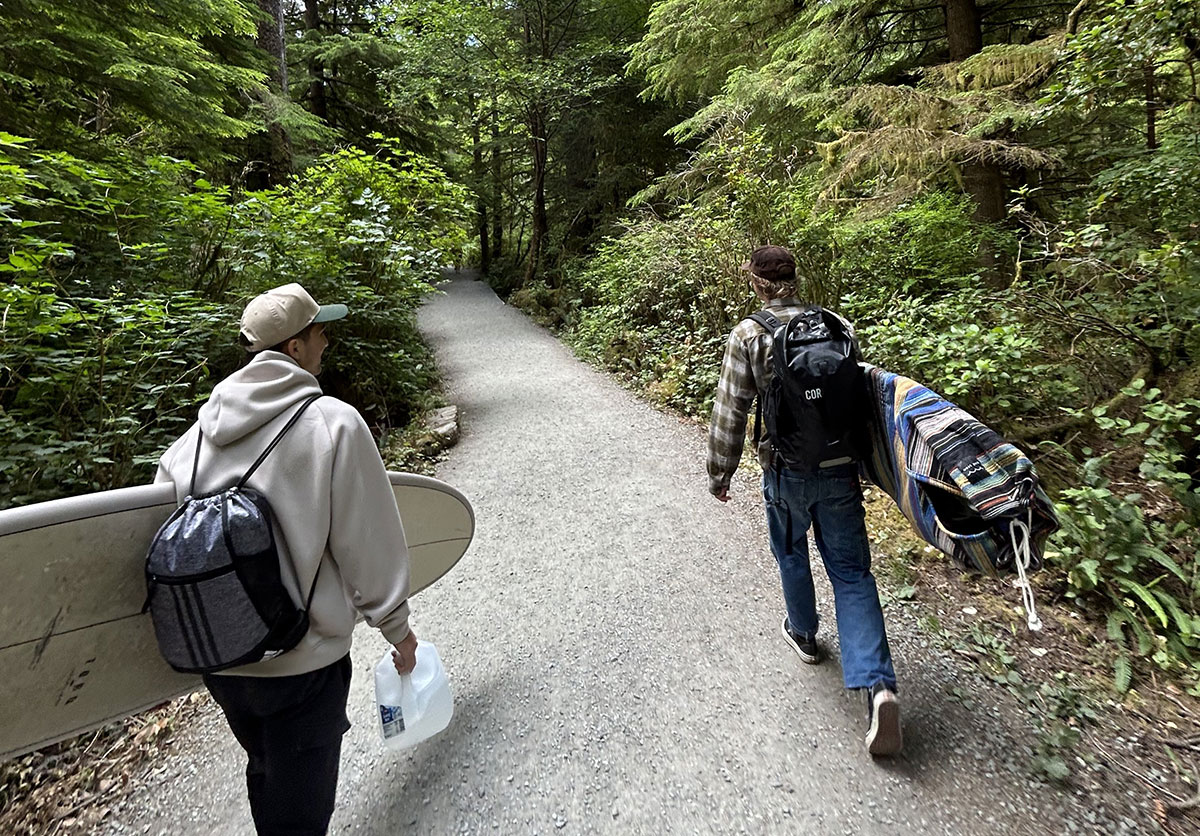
[156,283,416,835]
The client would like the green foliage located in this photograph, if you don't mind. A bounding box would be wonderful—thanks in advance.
[1025,674,1098,783]
[289,3,438,153]
[632,0,789,102]
[848,288,1083,421]
[222,146,468,297]
[0,0,266,163]
[374,0,683,288]
[218,146,469,427]
[829,193,983,296]
[1055,0,1200,138]
[0,287,238,506]
[0,134,247,295]
[954,622,1022,686]
[1049,386,1200,689]
[0,133,468,507]
[566,208,750,415]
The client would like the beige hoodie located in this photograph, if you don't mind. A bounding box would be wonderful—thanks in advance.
[155,351,410,677]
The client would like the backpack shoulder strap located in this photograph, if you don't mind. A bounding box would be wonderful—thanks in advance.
[745,311,783,333]
[743,312,783,447]
[189,426,204,497]
[237,394,323,489]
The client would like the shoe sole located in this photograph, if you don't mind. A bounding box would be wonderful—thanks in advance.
[780,618,820,665]
[866,691,902,756]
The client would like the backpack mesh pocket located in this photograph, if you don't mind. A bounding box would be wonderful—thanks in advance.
[149,568,273,672]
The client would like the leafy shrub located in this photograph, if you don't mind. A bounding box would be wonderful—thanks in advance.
[0,137,468,507]
[0,286,238,506]
[214,148,469,427]
[565,208,750,414]
[829,192,983,297]
[0,134,232,293]
[846,287,1083,422]
[1049,385,1200,691]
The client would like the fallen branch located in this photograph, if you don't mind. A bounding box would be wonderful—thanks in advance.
[1091,742,1188,803]
[1156,734,1200,753]
[1006,362,1155,442]
[1164,785,1200,813]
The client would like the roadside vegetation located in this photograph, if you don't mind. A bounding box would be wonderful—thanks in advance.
[0,3,470,511]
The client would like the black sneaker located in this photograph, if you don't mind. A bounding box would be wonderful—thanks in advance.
[781,617,820,664]
[865,682,902,756]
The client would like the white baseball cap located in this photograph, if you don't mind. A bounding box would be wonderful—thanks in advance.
[238,283,348,352]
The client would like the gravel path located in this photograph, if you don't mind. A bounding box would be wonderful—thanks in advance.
[98,274,1146,835]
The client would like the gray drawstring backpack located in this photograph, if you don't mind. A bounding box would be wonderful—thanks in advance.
[143,395,321,673]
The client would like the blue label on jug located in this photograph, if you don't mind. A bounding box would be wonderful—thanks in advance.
[380,704,406,738]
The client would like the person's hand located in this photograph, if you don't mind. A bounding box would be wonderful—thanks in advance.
[392,630,418,675]
[715,486,730,503]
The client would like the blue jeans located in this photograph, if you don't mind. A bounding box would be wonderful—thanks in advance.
[763,463,897,691]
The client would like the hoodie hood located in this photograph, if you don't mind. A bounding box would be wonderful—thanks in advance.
[198,351,323,446]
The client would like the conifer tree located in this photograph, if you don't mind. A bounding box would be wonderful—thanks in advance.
[0,0,267,163]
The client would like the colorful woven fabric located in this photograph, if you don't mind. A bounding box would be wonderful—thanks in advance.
[860,365,1058,577]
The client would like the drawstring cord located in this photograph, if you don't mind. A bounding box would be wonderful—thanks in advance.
[1010,508,1042,632]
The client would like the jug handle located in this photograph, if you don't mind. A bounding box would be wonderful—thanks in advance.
[399,671,419,722]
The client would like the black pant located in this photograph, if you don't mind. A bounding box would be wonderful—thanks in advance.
[204,654,353,836]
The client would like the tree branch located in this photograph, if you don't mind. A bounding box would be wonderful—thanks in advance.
[1067,0,1089,35]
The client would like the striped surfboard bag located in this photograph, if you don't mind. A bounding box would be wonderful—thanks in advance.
[859,365,1058,627]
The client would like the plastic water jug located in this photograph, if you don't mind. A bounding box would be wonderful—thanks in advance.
[374,640,454,750]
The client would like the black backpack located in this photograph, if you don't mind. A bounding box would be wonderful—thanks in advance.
[748,307,866,472]
[143,395,321,674]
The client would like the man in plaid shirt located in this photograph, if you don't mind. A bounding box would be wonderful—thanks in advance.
[707,245,901,757]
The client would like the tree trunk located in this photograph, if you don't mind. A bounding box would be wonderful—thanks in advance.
[562,121,597,251]
[963,163,1006,223]
[945,0,1006,281]
[1144,63,1158,150]
[304,0,328,122]
[257,0,287,91]
[491,105,503,260]
[943,0,982,61]
[523,106,548,285]
[944,0,1001,222]
[249,0,292,188]
[470,94,490,273]
[95,89,110,135]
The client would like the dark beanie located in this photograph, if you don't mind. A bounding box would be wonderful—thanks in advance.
[741,245,796,283]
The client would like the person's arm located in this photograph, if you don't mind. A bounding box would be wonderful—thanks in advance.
[325,408,414,671]
[154,459,172,484]
[153,429,191,495]
[707,328,757,500]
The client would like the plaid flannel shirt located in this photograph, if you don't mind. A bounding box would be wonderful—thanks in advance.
[706,298,861,495]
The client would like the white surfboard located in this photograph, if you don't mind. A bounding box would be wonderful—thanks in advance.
[0,472,473,761]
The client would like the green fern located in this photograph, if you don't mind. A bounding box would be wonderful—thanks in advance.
[1133,544,1189,585]
[1113,654,1133,693]
[1123,580,1170,629]
[1106,608,1130,643]
[1155,590,1196,640]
